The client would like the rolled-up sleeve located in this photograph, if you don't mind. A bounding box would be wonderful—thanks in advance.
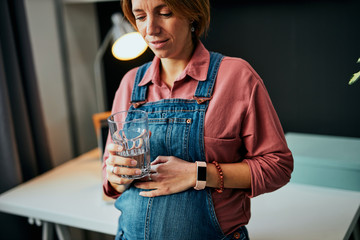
[242,81,293,198]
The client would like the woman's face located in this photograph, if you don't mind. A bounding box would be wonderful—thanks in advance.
[131,0,193,60]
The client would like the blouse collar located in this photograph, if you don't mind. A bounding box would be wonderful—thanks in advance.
[138,41,210,87]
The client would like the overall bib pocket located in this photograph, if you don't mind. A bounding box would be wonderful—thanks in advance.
[148,117,192,161]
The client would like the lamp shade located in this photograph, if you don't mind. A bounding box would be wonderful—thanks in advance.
[112,32,148,61]
[110,13,148,61]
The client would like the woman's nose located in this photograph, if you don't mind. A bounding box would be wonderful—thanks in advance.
[146,16,160,36]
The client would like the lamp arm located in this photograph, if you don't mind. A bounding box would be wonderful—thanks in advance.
[94,29,114,113]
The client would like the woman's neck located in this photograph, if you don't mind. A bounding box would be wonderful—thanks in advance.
[160,41,196,89]
[160,59,188,88]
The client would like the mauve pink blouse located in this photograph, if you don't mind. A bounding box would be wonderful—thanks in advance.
[103,41,293,235]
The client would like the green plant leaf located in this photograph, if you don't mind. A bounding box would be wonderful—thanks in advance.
[357,58,360,63]
[349,71,360,85]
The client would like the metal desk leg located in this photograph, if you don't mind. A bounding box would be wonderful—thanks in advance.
[42,222,54,240]
[55,223,71,240]
[28,218,71,240]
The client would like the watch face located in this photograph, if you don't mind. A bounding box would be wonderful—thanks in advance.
[197,166,207,181]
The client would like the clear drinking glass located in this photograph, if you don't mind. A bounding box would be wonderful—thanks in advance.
[107,110,150,179]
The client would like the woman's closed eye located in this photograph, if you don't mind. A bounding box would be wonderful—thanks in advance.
[159,12,173,18]
[134,12,172,21]
[135,15,146,21]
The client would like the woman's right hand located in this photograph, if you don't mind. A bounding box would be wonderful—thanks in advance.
[105,143,142,191]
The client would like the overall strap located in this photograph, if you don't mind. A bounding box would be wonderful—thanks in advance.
[130,62,152,108]
[193,52,224,104]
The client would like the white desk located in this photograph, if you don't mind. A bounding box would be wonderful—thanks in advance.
[0,149,359,240]
[0,149,119,239]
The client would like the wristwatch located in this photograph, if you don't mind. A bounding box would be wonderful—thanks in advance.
[194,161,207,190]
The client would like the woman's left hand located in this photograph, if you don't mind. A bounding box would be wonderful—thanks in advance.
[134,156,196,197]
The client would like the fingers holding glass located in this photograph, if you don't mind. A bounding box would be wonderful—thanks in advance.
[106,154,142,182]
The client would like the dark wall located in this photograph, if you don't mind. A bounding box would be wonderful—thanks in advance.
[96,0,360,138]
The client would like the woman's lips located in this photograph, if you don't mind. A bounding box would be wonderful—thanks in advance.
[148,39,168,49]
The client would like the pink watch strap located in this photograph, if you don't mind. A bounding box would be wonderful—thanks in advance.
[194,161,207,190]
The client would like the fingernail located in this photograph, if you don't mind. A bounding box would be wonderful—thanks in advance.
[131,160,137,166]
[135,170,141,175]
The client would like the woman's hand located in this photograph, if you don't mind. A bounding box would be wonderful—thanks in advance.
[105,143,142,192]
[134,156,196,197]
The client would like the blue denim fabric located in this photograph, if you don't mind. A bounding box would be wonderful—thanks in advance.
[114,52,249,240]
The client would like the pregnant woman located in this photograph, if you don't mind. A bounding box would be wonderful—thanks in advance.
[103,0,293,239]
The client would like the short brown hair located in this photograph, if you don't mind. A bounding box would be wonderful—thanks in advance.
[121,0,210,39]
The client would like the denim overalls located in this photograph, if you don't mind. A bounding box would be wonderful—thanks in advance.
[114,52,249,240]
